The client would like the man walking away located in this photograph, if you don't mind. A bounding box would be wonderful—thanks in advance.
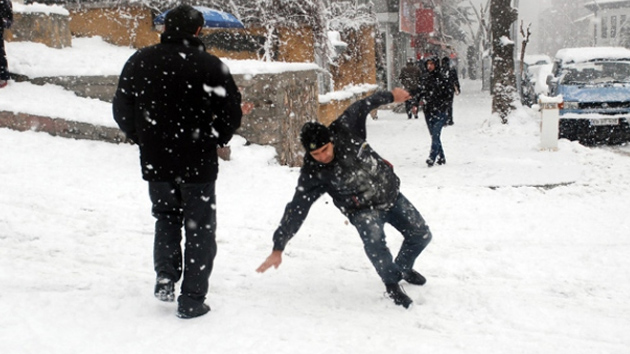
[415,57,450,167]
[257,88,433,309]
[112,4,243,319]
[398,58,422,119]
[441,56,460,126]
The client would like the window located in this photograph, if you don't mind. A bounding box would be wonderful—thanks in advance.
[612,16,617,38]
[602,17,608,39]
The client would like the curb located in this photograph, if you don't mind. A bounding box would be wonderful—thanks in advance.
[0,110,127,144]
[0,110,232,160]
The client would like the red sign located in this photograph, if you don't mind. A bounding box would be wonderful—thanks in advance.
[400,0,419,34]
[416,9,434,34]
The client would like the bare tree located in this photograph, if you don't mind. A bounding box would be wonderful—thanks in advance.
[490,0,517,123]
[518,20,531,80]
[467,0,490,80]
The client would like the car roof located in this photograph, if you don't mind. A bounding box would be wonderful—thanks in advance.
[523,54,552,66]
[554,47,630,64]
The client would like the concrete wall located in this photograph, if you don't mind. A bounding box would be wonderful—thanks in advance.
[318,91,376,126]
[5,69,319,167]
[236,70,319,167]
[330,26,377,90]
[4,12,71,48]
[67,4,159,49]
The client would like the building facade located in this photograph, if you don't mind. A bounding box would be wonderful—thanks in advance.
[585,0,630,48]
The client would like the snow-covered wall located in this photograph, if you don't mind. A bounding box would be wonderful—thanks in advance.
[5,3,71,48]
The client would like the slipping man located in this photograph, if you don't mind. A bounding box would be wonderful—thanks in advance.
[257,88,433,308]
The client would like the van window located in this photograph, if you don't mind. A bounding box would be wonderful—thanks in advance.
[560,61,630,85]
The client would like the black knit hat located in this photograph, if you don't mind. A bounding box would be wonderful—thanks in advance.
[300,122,332,152]
[165,5,204,35]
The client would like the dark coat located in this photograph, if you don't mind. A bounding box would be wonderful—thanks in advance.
[416,65,451,115]
[112,31,242,183]
[441,59,461,101]
[0,0,12,29]
[272,91,400,251]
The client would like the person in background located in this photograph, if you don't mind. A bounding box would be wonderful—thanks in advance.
[398,58,422,119]
[414,57,450,167]
[441,56,461,126]
[112,4,243,319]
[0,0,13,88]
[257,88,433,309]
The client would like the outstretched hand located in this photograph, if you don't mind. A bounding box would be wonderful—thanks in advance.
[256,250,283,273]
[391,88,412,103]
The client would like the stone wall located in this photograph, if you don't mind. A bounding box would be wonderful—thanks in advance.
[330,26,377,91]
[4,69,319,167]
[5,12,72,48]
[318,91,377,126]
[236,70,319,167]
[21,75,120,102]
[0,111,126,143]
[67,4,158,49]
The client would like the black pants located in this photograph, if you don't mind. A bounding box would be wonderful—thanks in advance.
[347,193,432,284]
[0,28,8,81]
[148,181,217,303]
[445,100,454,124]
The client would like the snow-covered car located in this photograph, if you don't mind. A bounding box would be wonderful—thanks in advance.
[546,47,630,145]
[519,54,552,107]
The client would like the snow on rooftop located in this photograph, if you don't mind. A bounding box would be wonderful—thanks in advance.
[554,47,630,63]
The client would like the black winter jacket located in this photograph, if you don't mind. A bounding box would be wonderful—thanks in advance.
[0,0,12,29]
[112,31,242,183]
[416,68,450,114]
[441,67,461,101]
[272,91,400,251]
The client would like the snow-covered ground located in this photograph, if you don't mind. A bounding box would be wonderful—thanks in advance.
[1,38,630,354]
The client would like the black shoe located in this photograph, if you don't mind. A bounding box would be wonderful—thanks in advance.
[154,277,175,302]
[414,115,419,119]
[177,296,210,319]
[402,270,426,286]
[408,116,412,120]
[426,159,434,167]
[437,158,446,166]
[385,283,412,308]
[447,120,454,126]
[177,303,210,319]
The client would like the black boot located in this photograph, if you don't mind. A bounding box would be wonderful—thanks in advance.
[385,283,412,308]
[426,158,434,167]
[402,269,426,286]
[177,295,211,319]
[154,276,175,302]
[437,157,446,166]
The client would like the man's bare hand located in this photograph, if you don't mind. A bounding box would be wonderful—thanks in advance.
[256,250,283,273]
[391,88,412,103]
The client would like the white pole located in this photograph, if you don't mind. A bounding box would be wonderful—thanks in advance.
[539,95,562,150]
